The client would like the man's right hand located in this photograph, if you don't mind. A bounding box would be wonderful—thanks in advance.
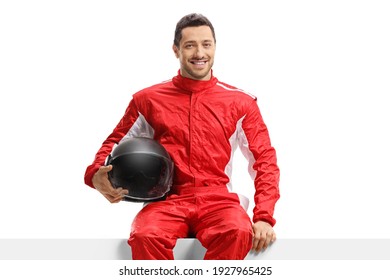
[92,165,128,203]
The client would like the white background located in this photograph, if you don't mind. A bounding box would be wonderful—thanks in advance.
[0,0,389,240]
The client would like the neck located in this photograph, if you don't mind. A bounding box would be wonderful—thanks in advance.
[173,70,217,93]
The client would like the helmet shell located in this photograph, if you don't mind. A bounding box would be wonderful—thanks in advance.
[106,137,174,202]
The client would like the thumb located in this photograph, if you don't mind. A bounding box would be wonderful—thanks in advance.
[98,164,113,173]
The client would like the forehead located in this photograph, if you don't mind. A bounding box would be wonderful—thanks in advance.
[180,25,214,43]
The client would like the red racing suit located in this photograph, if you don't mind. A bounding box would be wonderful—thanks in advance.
[84,71,280,259]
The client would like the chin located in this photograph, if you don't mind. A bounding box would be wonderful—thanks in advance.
[191,69,212,80]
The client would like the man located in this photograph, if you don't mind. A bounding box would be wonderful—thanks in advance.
[84,13,280,260]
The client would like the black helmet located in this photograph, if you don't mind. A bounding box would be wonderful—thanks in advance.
[106,137,174,202]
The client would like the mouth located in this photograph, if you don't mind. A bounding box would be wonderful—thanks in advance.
[190,60,208,68]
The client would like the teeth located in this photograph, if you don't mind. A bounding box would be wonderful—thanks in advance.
[193,61,206,65]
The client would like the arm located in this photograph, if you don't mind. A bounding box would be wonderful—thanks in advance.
[239,99,280,251]
[84,98,141,202]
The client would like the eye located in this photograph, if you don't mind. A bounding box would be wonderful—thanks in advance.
[184,44,193,49]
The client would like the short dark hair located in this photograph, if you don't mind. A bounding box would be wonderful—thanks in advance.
[173,13,216,47]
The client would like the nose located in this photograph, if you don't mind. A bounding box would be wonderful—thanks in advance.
[194,46,205,58]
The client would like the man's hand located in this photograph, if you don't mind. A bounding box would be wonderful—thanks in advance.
[92,165,128,203]
[252,221,276,252]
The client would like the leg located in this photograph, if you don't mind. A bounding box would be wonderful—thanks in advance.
[194,193,253,260]
[128,199,192,260]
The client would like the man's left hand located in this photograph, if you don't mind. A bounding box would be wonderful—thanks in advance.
[252,221,276,252]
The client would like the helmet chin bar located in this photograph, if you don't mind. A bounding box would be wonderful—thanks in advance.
[122,192,167,203]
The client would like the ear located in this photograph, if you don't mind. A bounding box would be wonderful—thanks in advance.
[172,45,179,58]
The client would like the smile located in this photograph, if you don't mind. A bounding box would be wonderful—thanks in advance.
[191,60,207,65]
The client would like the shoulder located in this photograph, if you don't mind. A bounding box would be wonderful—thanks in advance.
[131,79,175,103]
[214,80,257,101]
[134,79,173,96]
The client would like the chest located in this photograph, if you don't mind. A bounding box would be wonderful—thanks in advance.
[143,91,245,141]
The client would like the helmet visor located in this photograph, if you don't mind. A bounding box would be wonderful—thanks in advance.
[108,153,171,201]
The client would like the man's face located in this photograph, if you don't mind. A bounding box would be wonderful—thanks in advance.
[173,25,215,81]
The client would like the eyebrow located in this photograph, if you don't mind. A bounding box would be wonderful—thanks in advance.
[183,39,214,44]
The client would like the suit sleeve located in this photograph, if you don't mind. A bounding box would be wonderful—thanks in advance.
[84,99,140,188]
[240,100,280,226]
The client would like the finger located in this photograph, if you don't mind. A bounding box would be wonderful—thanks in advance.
[252,231,265,252]
[110,194,125,203]
[103,191,124,203]
[262,231,274,251]
[97,165,112,174]
[115,187,129,196]
[256,231,267,252]
[252,234,260,251]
